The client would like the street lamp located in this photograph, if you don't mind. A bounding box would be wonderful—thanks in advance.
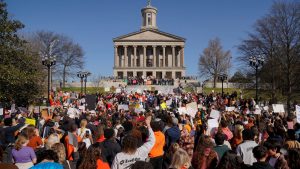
[77,71,91,95]
[218,74,228,97]
[41,40,58,106]
[249,55,264,102]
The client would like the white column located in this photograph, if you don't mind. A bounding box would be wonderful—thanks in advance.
[124,46,128,67]
[133,45,137,67]
[162,45,166,67]
[143,46,147,67]
[153,45,156,67]
[172,46,175,67]
[181,46,184,67]
[114,46,118,67]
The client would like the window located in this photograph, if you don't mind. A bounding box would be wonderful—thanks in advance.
[147,13,152,26]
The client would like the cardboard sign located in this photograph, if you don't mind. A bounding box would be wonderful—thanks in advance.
[272,104,285,113]
[118,105,129,111]
[210,110,220,119]
[186,102,198,117]
[296,105,300,123]
[25,118,36,126]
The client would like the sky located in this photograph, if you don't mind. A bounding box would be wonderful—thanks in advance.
[6,0,276,79]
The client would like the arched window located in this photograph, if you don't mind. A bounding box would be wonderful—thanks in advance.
[147,13,152,26]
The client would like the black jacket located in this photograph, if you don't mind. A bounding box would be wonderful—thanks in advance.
[98,139,121,166]
[249,162,274,169]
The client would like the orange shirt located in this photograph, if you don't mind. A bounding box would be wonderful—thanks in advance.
[97,159,110,169]
[97,135,105,142]
[149,131,165,158]
[65,134,82,160]
[27,136,43,150]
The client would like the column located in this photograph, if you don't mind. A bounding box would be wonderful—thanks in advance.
[181,46,184,67]
[124,46,128,67]
[133,45,137,67]
[143,46,147,67]
[153,45,156,67]
[172,46,175,67]
[162,45,166,67]
[114,46,118,67]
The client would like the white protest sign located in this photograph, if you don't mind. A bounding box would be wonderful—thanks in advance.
[166,99,172,106]
[296,105,300,123]
[136,89,142,94]
[254,109,261,115]
[118,105,129,111]
[207,119,219,136]
[116,88,121,93]
[226,107,235,112]
[78,106,85,112]
[0,108,3,116]
[105,87,110,92]
[272,104,285,113]
[186,102,198,117]
[263,106,269,111]
[178,107,187,115]
[210,110,220,119]
[67,108,80,119]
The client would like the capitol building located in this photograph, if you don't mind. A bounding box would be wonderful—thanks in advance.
[113,1,186,79]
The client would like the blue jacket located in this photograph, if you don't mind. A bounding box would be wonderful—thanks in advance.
[165,126,181,148]
[30,162,63,169]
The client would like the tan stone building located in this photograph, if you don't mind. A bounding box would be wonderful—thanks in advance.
[113,2,185,79]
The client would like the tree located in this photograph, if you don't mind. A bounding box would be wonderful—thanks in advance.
[27,31,84,87]
[198,38,231,88]
[229,71,251,83]
[238,1,300,111]
[0,1,44,106]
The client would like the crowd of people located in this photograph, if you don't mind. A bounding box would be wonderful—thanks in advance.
[0,88,300,169]
[126,76,175,86]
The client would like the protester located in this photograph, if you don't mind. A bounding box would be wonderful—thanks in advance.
[12,135,36,169]
[264,140,289,169]
[100,128,121,166]
[111,116,155,169]
[149,120,165,169]
[78,144,110,169]
[169,148,192,169]
[236,128,258,165]
[30,150,63,169]
[213,132,230,159]
[249,145,274,169]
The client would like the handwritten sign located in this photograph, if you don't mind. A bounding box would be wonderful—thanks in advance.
[272,104,285,113]
[186,102,198,117]
[25,118,36,126]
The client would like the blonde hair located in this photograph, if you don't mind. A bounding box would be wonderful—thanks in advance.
[80,119,88,128]
[14,135,28,151]
[234,124,244,138]
[51,143,66,164]
[45,134,60,149]
[170,148,191,169]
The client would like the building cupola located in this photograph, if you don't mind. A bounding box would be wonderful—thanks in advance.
[141,0,158,30]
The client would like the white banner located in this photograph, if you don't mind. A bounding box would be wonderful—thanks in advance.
[296,105,300,123]
[118,105,129,111]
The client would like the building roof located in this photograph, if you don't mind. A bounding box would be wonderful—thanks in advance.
[113,29,186,42]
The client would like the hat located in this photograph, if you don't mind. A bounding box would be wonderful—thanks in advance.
[172,117,178,125]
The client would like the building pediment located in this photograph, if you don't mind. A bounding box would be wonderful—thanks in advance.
[113,29,185,42]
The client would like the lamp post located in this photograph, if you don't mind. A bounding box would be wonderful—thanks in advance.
[218,74,228,97]
[77,71,91,95]
[41,40,57,106]
[249,55,264,102]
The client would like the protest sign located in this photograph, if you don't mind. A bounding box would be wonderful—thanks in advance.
[116,88,121,93]
[186,102,198,117]
[67,108,80,119]
[78,106,85,111]
[105,87,110,92]
[166,99,172,106]
[25,118,36,126]
[118,105,129,111]
[210,110,220,119]
[226,107,235,112]
[263,106,269,111]
[161,102,167,110]
[178,107,187,115]
[296,105,300,123]
[207,119,219,136]
[0,108,3,116]
[254,109,261,115]
[41,108,52,121]
[272,104,285,113]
